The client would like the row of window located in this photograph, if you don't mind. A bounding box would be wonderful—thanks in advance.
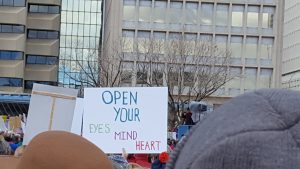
[24,81,57,89]
[27,29,59,39]
[0,78,57,88]
[122,30,274,60]
[0,0,26,7]
[0,78,22,87]
[120,63,272,92]
[124,3,275,29]
[26,55,57,65]
[0,51,23,60]
[0,1,60,14]
[0,51,57,65]
[29,4,60,14]
[0,26,60,38]
[0,24,25,33]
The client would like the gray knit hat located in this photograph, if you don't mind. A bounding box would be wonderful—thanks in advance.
[167,89,300,169]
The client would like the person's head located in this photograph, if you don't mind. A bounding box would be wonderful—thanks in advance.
[0,131,113,169]
[171,140,176,145]
[14,145,26,157]
[159,152,169,164]
[167,89,300,169]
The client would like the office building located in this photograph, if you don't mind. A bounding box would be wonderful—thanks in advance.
[58,0,103,88]
[282,0,300,89]
[0,0,61,93]
[103,0,284,105]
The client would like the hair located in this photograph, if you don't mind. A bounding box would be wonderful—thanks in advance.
[14,145,27,157]
[126,163,143,169]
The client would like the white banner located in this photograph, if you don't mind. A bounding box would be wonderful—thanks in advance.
[83,87,168,154]
[23,84,78,144]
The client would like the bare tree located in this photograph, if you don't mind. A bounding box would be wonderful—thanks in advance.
[60,39,133,90]
[135,35,234,128]
[61,33,234,128]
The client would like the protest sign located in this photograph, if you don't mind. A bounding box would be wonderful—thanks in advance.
[168,132,177,140]
[23,84,78,145]
[0,116,7,131]
[71,98,84,136]
[83,87,168,154]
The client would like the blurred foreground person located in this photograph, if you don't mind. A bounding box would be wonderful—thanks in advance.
[0,131,113,169]
[167,89,300,169]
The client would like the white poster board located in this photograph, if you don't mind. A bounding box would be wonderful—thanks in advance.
[71,98,84,136]
[83,87,168,154]
[23,84,78,145]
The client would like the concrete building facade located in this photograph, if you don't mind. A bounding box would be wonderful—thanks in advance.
[0,0,61,93]
[282,0,300,89]
[103,0,284,106]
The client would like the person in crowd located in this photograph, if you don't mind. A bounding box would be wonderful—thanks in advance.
[0,131,114,169]
[184,109,194,125]
[14,145,26,158]
[167,89,300,169]
[0,134,12,155]
[169,140,176,150]
[151,152,169,169]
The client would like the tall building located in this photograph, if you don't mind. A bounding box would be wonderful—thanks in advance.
[0,0,61,93]
[59,0,103,88]
[282,0,300,89]
[103,0,284,106]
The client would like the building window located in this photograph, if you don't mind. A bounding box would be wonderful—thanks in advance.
[153,1,167,23]
[123,0,136,21]
[0,77,23,87]
[137,30,151,53]
[0,24,25,33]
[201,3,213,25]
[139,0,151,22]
[230,36,243,58]
[247,6,259,28]
[259,68,272,88]
[244,68,257,90]
[260,37,274,60]
[245,37,258,59]
[29,4,60,14]
[25,80,57,89]
[0,0,26,7]
[122,30,135,53]
[232,5,244,27]
[184,33,197,55]
[26,55,58,65]
[216,4,229,26]
[153,31,166,54]
[169,1,183,24]
[0,51,23,60]
[185,2,198,25]
[262,6,275,29]
[27,29,59,39]
[215,35,228,55]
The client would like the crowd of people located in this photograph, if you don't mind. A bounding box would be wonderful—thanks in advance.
[2,89,300,169]
[0,131,23,155]
[0,130,178,169]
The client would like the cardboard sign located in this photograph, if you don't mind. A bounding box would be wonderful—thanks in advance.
[23,84,78,145]
[83,87,168,154]
[71,98,84,136]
